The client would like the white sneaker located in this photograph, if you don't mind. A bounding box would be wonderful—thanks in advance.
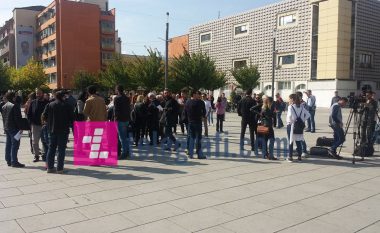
[286,157,293,163]
[301,152,308,158]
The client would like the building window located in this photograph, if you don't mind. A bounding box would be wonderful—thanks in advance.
[278,11,298,28]
[102,52,113,63]
[295,84,306,91]
[277,53,296,68]
[101,21,114,34]
[359,53,373,68]
[376,82,380,90]
[265,85,272,91]
[49,73,57,83]
[200,32,212,44]
[233,59,248,69]
[278,81,291,90]
[234,23,249,37]
[101,37,115,49]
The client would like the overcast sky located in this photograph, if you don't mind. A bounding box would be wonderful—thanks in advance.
[0,0,281,55]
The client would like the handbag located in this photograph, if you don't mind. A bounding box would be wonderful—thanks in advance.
[257,125,270,135]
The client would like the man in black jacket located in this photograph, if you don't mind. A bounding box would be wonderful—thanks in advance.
[237,89,257,151]
[163,89,180,150]
[113,85,131,159]
[185,90,206,159]
[27,88,49,162]
[147,93,160,145]
[1,92,25,168]
[42,91,74,173]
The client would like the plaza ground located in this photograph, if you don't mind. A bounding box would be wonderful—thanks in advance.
[0,108,379,233]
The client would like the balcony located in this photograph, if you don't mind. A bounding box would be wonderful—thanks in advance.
[0,46,9,56]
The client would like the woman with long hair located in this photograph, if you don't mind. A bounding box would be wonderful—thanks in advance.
[286,94,310,162]
[215,97,225,132]
[257,95,277,160]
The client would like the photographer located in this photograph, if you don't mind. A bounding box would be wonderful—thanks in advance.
[328,97,348,160]
[359,91,378,155]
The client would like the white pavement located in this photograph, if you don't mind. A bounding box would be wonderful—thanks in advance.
[0,108,379,233]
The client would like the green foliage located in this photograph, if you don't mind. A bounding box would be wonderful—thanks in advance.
[9,59,47,93]
[170,50,226,91]
[128,48,164,91]
[0,62,11,92]
[100,53,133,90]
[73,70,101,91]
[231,65,261,91]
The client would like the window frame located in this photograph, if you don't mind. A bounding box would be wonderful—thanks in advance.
[278,81,292,90]
[199,31,212,45]
[277,11,298,29]
[276,53,297,68]
[234,22,249,38]
[359,53,373,68]
[233,59,248,70]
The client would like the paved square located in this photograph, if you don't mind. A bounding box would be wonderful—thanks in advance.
[0,109,379,233]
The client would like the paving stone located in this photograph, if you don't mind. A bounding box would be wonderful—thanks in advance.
[37,195,98,212]
[127,190,182,207]
[0,187,23,198]
[1,192,59,207]
[18,181,70,194]
[34,227,66,233]
[17,209,88,233]
[62,214,136,233]
[357,221,380,233]
[0,220,24,233]
[76,198,139,219]
[118,219,190,233]
[0,204,43,222]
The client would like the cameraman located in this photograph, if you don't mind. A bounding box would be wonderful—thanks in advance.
[359,91,378,153]
[328,97,348,160]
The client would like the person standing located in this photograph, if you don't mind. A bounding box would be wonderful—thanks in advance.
[24,92,36,155]
[42,91,74,173]
[83,85,107,122]
[185,90,206,159]
[328,97,348,160]
[163,89,180,150]
[257,96,277,160]
[331,91,340,106]
[27,88,49,162]
[237,89,256,151]
[208,94,215,126]
[133,95,148,146]
[359,91,378,155]
[275,93,285,128]
[286,94,310,162]
[147,93,160,145]
[114,85,131,159]
[177,91,188,134]
[215,97,225,132]
[202,94,211,137]
[2,92,25,168]
[75,91,87,122]
[305,90,316,133]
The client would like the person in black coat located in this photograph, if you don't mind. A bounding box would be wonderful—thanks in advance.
[163,89,180,150]
[147,93,160,145]
[133,95,148,146]
[237,89,257,151]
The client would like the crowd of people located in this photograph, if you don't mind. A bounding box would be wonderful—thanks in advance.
[1,84,376,173]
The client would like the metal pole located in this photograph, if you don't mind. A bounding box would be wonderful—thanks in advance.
[165,12,169,89]
[271,31,276,98]
[352,0,358,80]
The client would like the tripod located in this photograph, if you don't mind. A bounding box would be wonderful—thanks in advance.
[338,108,364,164]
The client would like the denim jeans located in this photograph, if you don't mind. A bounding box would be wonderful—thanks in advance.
[287,125,302,157]
[277,111,284,128]
[117,121,130,156]
[208,111,214,125]
[216,114,224,132]
[307,109,316,131]
[187,122,203,156]
[47,132,69,171]
[5,129,20,164]
[41,125,49,156]
[164,125,176,149]
[331,125,345,153]
[255,137,274,158]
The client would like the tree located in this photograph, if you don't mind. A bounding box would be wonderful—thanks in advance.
[128,48,164,92]
[231,65,261,91]
[73,70,100,91]
[0,62,11,92]
[170,50,226,91]
[10,59,47,93]
[100,53,133,90]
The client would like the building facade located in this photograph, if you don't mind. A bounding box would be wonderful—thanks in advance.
[189,0,380,107]
[35,0,117,89]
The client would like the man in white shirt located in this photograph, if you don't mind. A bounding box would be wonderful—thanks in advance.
[305,90,316,133]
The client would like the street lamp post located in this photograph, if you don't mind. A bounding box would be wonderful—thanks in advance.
[271,29,277,98]
[165,12,169,89]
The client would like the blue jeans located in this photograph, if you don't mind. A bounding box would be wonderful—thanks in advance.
[208,111,214,125]
[117,121,130,156]
[307,109,316,131]
[47,132,69,171]
[287,125,302,157]
[187,122,203,156]
[41,125,49,156]
[277,111,284,128]
[331,125,345,153]
[164,125,176,149]
[256,137,274,159]
[5,129,20,164]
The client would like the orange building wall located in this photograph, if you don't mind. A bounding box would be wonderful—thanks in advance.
[168,34,189,58]
[58,0,102,89]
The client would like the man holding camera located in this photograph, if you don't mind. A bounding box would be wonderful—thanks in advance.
[359,91,378,155]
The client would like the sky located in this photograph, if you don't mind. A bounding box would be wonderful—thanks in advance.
[0,0,281,55]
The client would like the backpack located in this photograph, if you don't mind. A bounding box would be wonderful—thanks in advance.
[292,106,305,134]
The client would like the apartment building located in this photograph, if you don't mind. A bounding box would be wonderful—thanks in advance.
[0,6,45,68]
[188,0,380,107]
[35,0,117,89]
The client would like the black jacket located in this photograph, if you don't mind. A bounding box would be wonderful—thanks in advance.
[42,100,74,134]
[164,97,179,126]
[134,102,148,123]
[238,96,256,121]
[114,94,131,122]
[147,102,159,128]
[185,99,206,124]
[27,99,49,125]
[2,102,22,131]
